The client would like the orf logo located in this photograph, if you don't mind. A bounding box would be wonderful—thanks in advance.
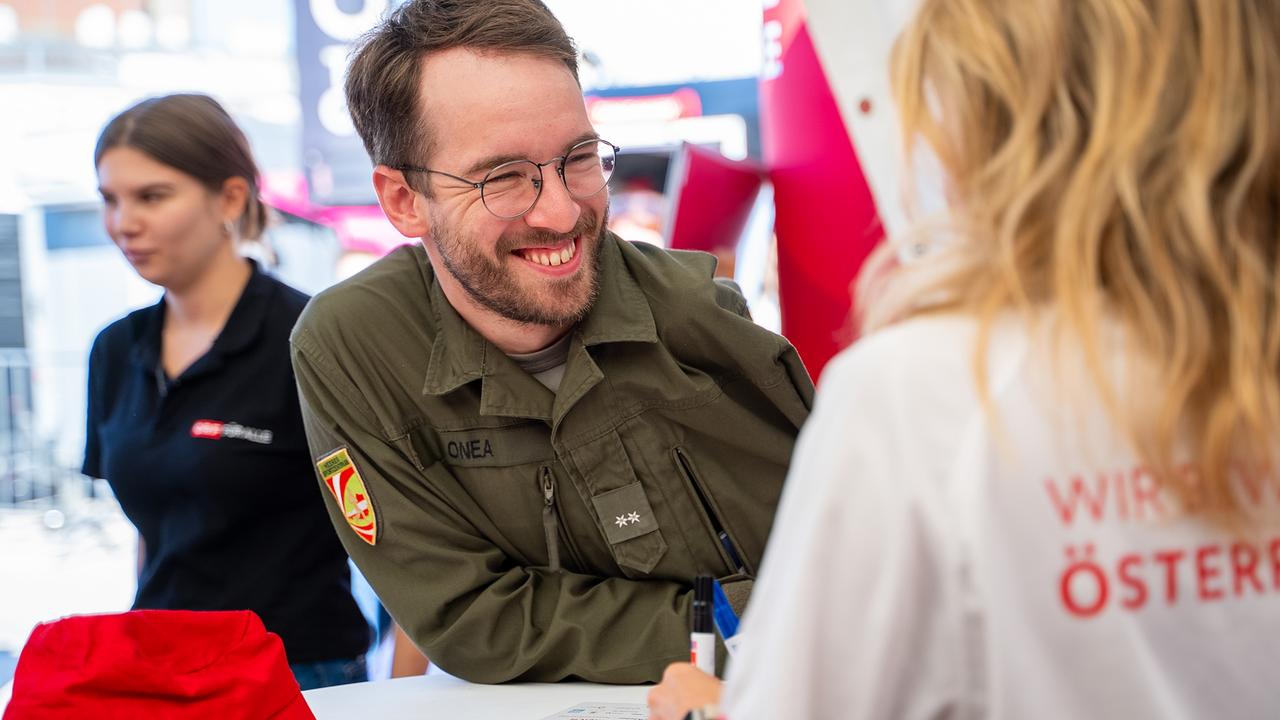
[316,447,377,545]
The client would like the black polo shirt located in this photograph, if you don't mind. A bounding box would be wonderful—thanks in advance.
[83,262,368,663]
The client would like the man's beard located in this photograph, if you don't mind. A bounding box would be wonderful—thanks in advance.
[430,207,607,328]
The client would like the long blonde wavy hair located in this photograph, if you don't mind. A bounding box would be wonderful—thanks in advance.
[865,0,1280,518]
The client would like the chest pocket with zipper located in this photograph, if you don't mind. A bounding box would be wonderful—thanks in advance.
[417,422,558,568]
[673,445,750,576]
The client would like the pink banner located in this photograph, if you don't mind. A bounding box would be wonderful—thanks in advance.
[667,142,764,255]
[761,0,885,380]
[261,171,409,255]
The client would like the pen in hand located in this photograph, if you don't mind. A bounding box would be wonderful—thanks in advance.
[688,575,716,720]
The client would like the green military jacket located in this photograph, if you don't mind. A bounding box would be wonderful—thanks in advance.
[291,232,813,683]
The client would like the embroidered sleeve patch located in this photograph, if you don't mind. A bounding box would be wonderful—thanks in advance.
[317,447,377,546]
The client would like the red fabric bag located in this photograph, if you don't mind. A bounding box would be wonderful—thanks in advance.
[3,610,314,720]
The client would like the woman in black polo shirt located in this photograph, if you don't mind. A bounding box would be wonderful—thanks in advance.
[84,93,369,689]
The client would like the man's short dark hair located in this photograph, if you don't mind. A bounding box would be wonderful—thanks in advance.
[345,0,579,178]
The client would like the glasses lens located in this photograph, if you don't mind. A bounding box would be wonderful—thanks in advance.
[481,161,542,218]
[562,140,616,199]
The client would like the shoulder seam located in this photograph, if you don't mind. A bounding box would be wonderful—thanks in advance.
[292,329,384,434]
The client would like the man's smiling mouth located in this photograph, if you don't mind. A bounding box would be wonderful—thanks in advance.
[514,238,576,267]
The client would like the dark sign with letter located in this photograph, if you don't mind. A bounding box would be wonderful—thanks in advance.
[294,0,402,206]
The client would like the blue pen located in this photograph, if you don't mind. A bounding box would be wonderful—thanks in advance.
[711,578,739,641]
[711,578,745,658]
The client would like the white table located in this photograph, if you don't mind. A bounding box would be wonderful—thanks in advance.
[304,673,651,719]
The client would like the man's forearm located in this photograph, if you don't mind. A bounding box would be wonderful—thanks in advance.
[394,566,697,684]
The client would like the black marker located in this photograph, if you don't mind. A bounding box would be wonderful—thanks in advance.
[690,575,715,675]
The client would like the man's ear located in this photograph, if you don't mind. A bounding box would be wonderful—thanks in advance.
[372,165,431,239]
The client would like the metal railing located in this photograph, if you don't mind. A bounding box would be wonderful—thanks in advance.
[0,348,82,507]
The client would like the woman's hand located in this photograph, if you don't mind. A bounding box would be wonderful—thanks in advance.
[647,662,723,720]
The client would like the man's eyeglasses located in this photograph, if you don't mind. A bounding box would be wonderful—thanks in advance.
[393,139,620,220]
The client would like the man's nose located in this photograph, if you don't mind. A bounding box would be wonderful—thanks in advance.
[521,170,581,235]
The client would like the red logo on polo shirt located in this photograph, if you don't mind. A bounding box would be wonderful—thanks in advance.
[190,420,274,445]
[191,420,224,439]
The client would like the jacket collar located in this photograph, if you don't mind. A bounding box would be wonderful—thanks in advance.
[576,232,659,347]
[421,231,658,400]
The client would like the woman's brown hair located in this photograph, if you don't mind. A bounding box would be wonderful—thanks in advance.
[95,93,269,241]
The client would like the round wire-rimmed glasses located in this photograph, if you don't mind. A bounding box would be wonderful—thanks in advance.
[393,139,620,220]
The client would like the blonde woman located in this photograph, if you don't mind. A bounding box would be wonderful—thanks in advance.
[648,1,1280,717]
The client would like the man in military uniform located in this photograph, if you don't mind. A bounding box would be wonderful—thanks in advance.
[291,0,813,684]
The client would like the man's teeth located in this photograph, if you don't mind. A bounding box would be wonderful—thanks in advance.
[524,239,576,267]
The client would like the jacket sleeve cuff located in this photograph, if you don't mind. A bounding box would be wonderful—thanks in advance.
[718,576,753,617]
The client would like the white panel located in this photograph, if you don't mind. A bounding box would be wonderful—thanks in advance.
[803,0,925,239]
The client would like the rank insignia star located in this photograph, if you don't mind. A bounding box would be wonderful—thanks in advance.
[626,512,641,525]
[615,515,629,528]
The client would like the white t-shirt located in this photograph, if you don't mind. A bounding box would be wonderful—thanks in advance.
[723,313,1280,719]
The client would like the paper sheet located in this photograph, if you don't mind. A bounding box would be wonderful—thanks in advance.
[538,701,649,719]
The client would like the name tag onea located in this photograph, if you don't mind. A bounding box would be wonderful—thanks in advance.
[437,424,552,468]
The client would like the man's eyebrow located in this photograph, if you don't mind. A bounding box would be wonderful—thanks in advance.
[459,132,602,179]
[564,131,601,152]
[460,152,526,179]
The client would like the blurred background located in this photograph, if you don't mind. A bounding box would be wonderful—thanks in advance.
[0,0,927,699]
[0,0,786,694]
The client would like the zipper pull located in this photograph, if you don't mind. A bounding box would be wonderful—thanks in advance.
[541,466,562,573]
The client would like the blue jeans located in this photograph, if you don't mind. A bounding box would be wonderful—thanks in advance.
[290,655,368,691]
